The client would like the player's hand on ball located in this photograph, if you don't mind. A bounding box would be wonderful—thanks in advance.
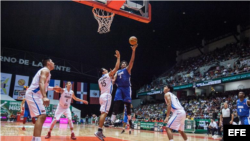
[114,50,120,58]
[131,44,138,51]
[43,97,50,107]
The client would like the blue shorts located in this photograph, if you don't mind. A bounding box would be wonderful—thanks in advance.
[24,108,31,118]
[240,117,250,125]
[114,87,131,103]
[123,115,128,123]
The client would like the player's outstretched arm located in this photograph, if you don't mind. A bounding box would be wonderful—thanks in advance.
[127,44,138,74]
[72,92,88,105]
[48,85,62,93]
[164,93,171,123]
[247,100,250,107]
[39,70,50,107]
[112,72,118,84]
[109,50,120,77]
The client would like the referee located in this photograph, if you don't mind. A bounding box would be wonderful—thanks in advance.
[220,102,234,141]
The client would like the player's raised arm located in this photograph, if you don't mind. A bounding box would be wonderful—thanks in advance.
[164,93,171,123]
[39,69,50,107]
[112,72,118,84]
[72,92,88,105]
[109,50,120,77]
[127,44,138,74]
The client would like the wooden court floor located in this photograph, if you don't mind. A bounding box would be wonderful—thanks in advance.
[0,121,221,141]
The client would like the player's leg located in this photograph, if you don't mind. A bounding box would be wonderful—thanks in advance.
[26,93,47,141]
[65,108,76,140]
[45,107,63,139]
[95,94,111,141]
[111,88,123,123]
[22,108,29,130]
[121,122,127,134]
[178,111,188,141]
[166,112,179,141]
[123,87,133,133]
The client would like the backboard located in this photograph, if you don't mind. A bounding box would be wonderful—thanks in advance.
[73,0,151,23]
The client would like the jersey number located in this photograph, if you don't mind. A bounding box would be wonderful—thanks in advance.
[101,80,106,87]
[118,72,124,79]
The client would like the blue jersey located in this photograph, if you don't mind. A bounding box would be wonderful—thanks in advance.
[237,99,250,117]
[115,68,131,87]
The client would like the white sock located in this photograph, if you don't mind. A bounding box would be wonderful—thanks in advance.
[71,130,74,133]
[32,137,41,141]
[111,115,116,122]
[170,139,173,141]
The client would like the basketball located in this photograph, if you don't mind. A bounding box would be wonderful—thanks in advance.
[129,36,138,45]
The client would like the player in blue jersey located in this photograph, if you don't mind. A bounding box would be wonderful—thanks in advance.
[20,98,36,130]
[237,91,250,125]
[111,44,138,135]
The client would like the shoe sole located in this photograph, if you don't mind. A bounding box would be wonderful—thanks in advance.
[94,133,104,141]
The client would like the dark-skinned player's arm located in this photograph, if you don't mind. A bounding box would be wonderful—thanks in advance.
[164,93,171,123]
[39,70,50,107]
[72,92,88,105]
[247,100,250,107]
[127,44,138,74]
[109,50,120,77]
[112,72,118,84]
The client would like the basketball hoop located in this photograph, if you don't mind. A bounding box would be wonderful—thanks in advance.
[92,8,115,34]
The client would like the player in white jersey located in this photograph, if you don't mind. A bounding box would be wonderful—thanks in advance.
[45,81,88,140]
[94,50,120,141]
[164,85,188,141]
[25,58,61,141]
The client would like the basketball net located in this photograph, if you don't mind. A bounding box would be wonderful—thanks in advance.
[92,8,115,34]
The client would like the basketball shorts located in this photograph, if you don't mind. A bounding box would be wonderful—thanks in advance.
[239,117,250,125]
[99,93,112,114]
[24,108,31,118]
[54,105,72,120]
[167,110,186,131]
[123,115,128,123]
[114,87,131,103]
[25,90,46,118]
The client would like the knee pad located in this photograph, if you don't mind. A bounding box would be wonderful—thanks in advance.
[112,100,123,115]
[125,103,131,115]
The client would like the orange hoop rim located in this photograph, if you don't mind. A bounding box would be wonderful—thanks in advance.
[92,7,115,18]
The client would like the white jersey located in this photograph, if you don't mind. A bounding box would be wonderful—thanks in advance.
[28,67,51,95]
[165,92,184,112]
[59,88,73,109]
[98,73,113,94]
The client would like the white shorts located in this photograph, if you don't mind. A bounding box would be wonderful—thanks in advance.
[25,90,46,117]
[167,110,186,131]
[54,105,72,120]
[99,93,112,114]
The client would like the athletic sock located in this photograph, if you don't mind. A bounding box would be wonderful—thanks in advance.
[98,128,103,132]
[32,137,41,141]
[169,140,173,141]
[71,130,74,133]
[111,115,116,122]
